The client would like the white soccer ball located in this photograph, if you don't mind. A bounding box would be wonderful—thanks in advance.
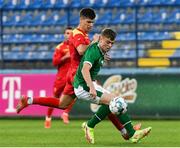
[109,97,128,115]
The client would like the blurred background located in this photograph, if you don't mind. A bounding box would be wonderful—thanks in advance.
[0,0,180,119]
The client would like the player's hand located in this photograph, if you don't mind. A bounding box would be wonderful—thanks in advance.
[89,87,97,99]
[104,53,111,62]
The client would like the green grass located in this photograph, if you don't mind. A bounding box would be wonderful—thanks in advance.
[0,119,180,147]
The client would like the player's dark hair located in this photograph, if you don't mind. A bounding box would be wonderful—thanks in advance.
[65,26,73,30]
[80,8,96,20]
[101,28,116,41]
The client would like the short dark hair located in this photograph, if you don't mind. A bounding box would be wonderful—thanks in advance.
[65,26,73,30]
[80,8,96,20]
[101,28,117,41]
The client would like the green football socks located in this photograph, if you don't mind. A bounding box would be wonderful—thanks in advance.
[117,112,135,137]
[87,104,135,138]
[87,104,110,128]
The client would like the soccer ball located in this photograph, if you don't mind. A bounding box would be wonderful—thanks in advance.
[109,97,128,115]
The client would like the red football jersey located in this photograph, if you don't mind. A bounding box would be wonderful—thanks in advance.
[68,28,91,79]
[53,40,71,78]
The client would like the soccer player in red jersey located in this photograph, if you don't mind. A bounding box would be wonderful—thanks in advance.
[16,8,140,140]
[44,27,74,128]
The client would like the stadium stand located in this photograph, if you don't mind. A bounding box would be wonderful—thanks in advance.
[0,0,180,69]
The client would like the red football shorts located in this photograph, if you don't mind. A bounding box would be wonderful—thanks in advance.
[62,74,75,97]
[53,76,67,97]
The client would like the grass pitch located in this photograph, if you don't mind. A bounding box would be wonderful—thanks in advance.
[0,119,180,147]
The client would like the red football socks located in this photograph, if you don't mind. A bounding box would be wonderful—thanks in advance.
[47,107,54,118]
[108,113,124,130]
[33,97,60,108]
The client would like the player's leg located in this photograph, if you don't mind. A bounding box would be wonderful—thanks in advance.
[87,105,141,140]
[16,80,75,113]
[44,107,53,128]
[97,92,151,143]
[83,83,135,141]
[16,95,61,113]
[75,82,151,143]
[44,81,64,128]
[61,99,76,124]
[59,78,77,123]
[16,94,75,113]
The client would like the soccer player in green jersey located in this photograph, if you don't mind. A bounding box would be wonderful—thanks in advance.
[73,28,152,144]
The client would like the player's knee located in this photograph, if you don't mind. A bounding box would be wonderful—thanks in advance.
[59,104,68,109]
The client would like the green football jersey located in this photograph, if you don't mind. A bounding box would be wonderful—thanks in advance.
[73,42,104,90]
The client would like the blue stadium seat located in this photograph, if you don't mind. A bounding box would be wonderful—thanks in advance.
[79,0,107,7]
[26,51,52,60]
[163,0,180,5]
[24,46,34,51]
[3,34,23,43]
[111,10,135,24]
[173,0,180,5]
[53,34,64,42]
[119,0,135,6]
[3,51,26,60]
[27,0,42,8]
[0,0,3,8]
[38,51,53,60]
[123,12,135,24]
[151,9,168,23]
[42,0,69,8]
[155,32,172,40]
[3,0,42,9]
[51,10,68,25]
[116,33,135,41]
[21,12,33,26]
[37,10,65,26]
[3,11,18,26]
[38,45,49,51]
[138,32,172,41]
[69,9,79,25]
[14,12,33,26]
[105,0,120,7]
[95,9,112,25]
[27,51,53,60]
[11,46,23,51]
[137,0,163,5]
[3,0,43,9]
[106,0,135,7]
[3,0,18,9]
[40,11,55,26]
[3,51,15,60]
[111,11,123,24]
[31,11,46,26]
[138,9,153,23]
[110,49,136,59]
[14,0,29,9]
[138,32,157,40]
[44,34,55,42]
[138,49,146,57]
[144,0,163,5]
[167,9,180,24]
[171,49,180,58]
[26,51,38,60]
[70,0,81,7]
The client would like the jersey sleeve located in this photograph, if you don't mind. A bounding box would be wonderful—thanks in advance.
[83,48,98,67]
[53,42,69,66]
[52,47,63,66]
[73,34,88,48]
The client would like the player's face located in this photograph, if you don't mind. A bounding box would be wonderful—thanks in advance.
[80,18,94,33]
[99,36,115,52]
[64,29,72,40]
